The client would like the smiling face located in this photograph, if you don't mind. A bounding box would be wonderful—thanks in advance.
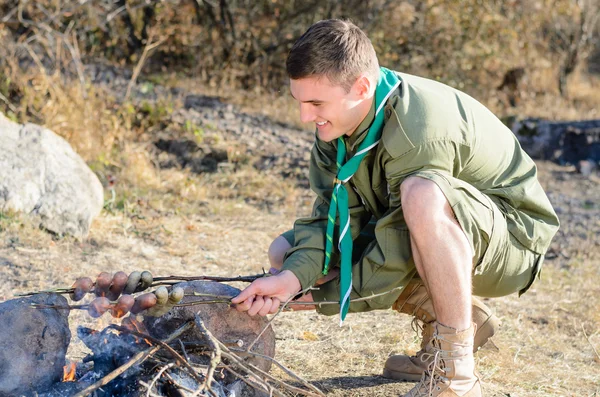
[290,74,374,142]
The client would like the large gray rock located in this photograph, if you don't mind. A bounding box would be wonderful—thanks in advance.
[0,112,104,237]
[144,281,276,373]
[0,293,71,397]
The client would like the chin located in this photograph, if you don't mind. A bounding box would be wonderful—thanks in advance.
[317,129,339,143]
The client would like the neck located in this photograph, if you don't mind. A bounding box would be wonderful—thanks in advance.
[345,93,375,137]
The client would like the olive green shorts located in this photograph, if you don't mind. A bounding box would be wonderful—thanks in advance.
[281,170,543,315]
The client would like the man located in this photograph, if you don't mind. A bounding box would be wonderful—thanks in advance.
[231,19,559,397]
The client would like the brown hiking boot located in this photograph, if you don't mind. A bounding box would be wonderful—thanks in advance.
[403,322,481,397]
[383,279,499,381]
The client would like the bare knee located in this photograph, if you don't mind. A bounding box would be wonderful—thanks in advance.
[400,176,450,229]
[268,236,292,270]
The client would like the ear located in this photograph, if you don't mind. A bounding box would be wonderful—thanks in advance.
[352,75,373,99]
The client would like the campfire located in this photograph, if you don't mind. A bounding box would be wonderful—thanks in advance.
[0,273,326,397]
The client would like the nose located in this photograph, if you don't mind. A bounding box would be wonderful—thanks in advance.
[299,103,315,123]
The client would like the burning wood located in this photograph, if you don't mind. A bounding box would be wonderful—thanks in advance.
[62,362,76,382]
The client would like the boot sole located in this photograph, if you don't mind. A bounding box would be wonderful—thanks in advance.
[382,367,423,382]
[473,313,501,352]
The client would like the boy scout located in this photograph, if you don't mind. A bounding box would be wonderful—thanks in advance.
[232,19,559,397]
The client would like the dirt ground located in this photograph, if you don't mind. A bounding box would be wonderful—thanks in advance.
[1,159,598,396]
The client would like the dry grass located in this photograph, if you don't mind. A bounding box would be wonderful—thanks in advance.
[1,160,598,396]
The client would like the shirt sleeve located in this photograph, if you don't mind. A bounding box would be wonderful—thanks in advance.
[280,136,372,290]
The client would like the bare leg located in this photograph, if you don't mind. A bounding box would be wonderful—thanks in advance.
[401,177,472,331]
[268,236,292,272]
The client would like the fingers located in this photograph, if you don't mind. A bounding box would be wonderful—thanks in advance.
[233,293,281,316]
[232,294,255,312]
[231,282,259,305]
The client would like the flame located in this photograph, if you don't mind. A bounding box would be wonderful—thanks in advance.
[122,317,152,345]
[111,305,127,318]
[62,362,76,382]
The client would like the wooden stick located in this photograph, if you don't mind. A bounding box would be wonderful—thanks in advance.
[152,274,265,283]
[72,320,194,397]
[109,325,203,384]
[193,316,221,397]
[229,348,324,396]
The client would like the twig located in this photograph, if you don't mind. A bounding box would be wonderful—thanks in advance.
[221,364,283,397]
[72,320,195,397]
[109,325,204,384]
[63,30,87,99]
[124,30,166,101]
[138,381,164,397]
[193,316,222,397]
[582,323,600,361]
[152,274,266,283]
[246,286,316,353]
[16,287,75,297]
[220,348,323,397]
[30,303,89,310]
[178,339,191,363]
[0,91,18,114]
[145,363,175,397]
[230,348,324,396]
[16,273,267,297]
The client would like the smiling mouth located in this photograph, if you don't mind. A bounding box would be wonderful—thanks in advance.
[316,121,327,126]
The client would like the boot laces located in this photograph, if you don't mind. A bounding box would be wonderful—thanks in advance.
[408,329,472,397]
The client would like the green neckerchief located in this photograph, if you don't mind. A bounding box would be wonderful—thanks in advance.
[323,67,401,325]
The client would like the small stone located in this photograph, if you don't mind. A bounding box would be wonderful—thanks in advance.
[576,160,597,177]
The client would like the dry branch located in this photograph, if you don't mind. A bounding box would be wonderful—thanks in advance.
[109,324,204,384]
[193,316,222,397]
[72,320,195,397]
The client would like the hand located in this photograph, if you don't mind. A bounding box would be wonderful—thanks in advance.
[231,270,301,316]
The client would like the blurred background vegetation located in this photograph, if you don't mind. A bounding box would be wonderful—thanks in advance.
[0,0,599,209]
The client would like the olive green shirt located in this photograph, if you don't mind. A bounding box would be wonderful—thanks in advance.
[281,72,560,295]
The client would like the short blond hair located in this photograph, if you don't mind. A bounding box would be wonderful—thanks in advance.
[286,19,379,92]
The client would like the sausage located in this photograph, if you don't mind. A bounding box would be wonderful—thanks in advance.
[154,286,169,305]
[107,271,128,300]
[123,271,141,294]
[88,297,111,318]
[95,272,112,297]
[138,271,153,292]
[130,293,158,314]
[70,277,94,301]
[111,295,135,318]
